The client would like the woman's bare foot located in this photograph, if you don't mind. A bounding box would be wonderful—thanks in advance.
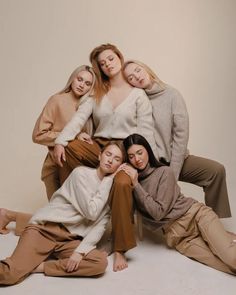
[32,262,44,273]
[113,251,128,272]
[0,208,16,234]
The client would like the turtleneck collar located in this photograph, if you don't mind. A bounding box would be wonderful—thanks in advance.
[138,163,156,181]
[145,82,165,98]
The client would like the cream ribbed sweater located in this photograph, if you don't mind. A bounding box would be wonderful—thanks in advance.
[30,166,113,255]
[146,83,189,179]
[55,88,158,157]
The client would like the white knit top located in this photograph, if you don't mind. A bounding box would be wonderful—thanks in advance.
[55,88,158,157]
[30,166,113,255]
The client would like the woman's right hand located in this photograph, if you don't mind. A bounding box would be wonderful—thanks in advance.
[53,144,66,167]
[77,132,93,144]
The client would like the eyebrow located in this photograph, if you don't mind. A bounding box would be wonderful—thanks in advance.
[128,148,143,155]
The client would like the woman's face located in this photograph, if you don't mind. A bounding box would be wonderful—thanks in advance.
[124,63,151,89]
[71,70,93,97]
[99,144,123,175]
[127,144,149,170]
[98,49,122,78]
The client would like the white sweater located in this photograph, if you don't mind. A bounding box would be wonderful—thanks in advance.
[30,166,113,255]
[55,88,158,157]
[146,83,189,179]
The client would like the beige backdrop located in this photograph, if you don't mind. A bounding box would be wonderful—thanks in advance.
[0,0,235,221]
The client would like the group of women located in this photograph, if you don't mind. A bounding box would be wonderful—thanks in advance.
[0,43,235,286]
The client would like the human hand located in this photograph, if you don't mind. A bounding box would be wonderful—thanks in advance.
[53,144,66,167]
[120,164,139,186]
[77,132,93,144]
[66,252,83,272]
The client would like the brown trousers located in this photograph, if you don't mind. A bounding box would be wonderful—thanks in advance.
[179,155,231,218]
[41,152,61,200]
[0,223,107,286]
[164,202,236,275]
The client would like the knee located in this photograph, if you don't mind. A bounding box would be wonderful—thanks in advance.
[113,171,132,187]
[92,252,108,276]
[0,261,21,286]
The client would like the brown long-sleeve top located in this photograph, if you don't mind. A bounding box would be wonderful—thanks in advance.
[32,92,79,147]
[133,165,196,229]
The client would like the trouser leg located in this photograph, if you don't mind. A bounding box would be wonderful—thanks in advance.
[195,205,236,273]
[179,155,231,218]
[165,203,236,275]
[44,240,107,277]
[59,139,101,184]
[109,170,136,252]
[41,153,60,200]
[15,212,32,236]
[0,225,55,285]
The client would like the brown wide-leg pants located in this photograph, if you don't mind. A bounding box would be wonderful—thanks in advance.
[164,202,236,275]
[0,223,107,286]
[179,155,231,218]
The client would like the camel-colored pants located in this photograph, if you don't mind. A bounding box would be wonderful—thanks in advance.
[179,155,231,218]
[164,202,236,275]
[0,223,107,286]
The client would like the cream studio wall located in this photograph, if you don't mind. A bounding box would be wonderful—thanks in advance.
[0,0,235,218]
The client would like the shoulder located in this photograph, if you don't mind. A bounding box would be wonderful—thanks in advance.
[152,166,176,179]
[72,166,96,177]
[165,85,185,102]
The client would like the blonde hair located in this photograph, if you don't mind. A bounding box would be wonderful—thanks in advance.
[58,65,96,104]
[89,43,124,101]
[123,60,166,90]
[101,140,126,163]
[58,65,96,136]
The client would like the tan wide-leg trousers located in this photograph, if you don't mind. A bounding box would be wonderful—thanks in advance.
[164,202,236,275]
[0,223,107,286]
[179,155,231,218]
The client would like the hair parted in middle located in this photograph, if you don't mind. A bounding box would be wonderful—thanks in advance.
[58,65,97,105]
[123,133,163,168]
[89,43,124,101]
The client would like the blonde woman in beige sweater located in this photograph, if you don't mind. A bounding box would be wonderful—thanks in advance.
[123,60,231,218]
[0,66,96,235]
[33,65,96,199]
[0,142,124,286]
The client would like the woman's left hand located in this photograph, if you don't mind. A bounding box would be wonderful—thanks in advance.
[120,164,139,186]
[66,252,83,272]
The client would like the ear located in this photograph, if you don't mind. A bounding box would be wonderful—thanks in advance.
[98,152,101,161]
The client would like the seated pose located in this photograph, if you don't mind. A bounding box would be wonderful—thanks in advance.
[123,60,231,218]
[121,133,236,275]
[32,65,96,200]
[53,44,157,272]
[0,142,124,286]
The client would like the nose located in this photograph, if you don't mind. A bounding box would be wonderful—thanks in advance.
[133,73,140,81]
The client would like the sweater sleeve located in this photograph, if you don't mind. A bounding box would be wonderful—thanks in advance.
[55,96,94,146]
[170,90,189,179]
[75,210,110,255]
[32,96,59,147]
[136,90,158,158]
[133,167,179,221]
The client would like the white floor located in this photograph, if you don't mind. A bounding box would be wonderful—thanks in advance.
[1,220,236,295]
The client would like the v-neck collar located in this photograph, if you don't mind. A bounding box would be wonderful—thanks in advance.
[104,87,136,111]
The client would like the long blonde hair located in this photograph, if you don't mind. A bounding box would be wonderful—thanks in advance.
[58,65,96,104]
[58,65,96,136]
[123,60,166,90]
[89,43,124,101]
